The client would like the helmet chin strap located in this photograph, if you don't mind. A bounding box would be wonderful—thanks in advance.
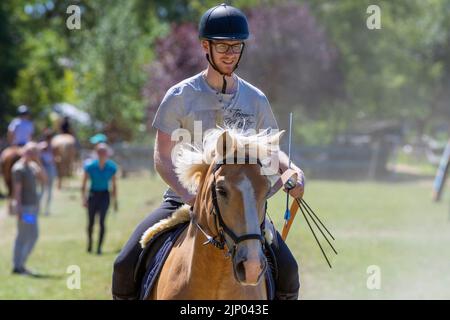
[206,40,245,94]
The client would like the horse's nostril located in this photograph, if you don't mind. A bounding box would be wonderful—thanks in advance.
[236,260,246,281]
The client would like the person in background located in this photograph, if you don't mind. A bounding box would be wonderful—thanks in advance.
[59,116,72,135]
[58,115,83,152]
[38,129,57,216]
[89,133,108,145]
[11,141,47,276]
[83,133,109,167]
[7,105,34,147]
[81,143,118,255]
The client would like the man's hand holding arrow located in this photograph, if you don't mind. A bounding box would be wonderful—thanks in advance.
[282,167,305,200]
[278,113,337,268]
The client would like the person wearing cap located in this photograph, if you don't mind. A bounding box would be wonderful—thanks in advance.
[81,143,118,255]
[113,3,303,300]
[82,133,110,168]
[59,116,73,135]
[7,105,34,147]
[89,133,108,145]
[11,141,47,276]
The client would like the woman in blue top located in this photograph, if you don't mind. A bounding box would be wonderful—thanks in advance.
[81,143,118,255]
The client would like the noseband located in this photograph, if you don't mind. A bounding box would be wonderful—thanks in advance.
[194,156,267,258]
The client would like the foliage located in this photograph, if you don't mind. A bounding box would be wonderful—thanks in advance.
[0,0,159,141]
[0,1,25,132]
[239,2,344,131]
[76,1,156,142]
[1,0,450,144]
[143,23,205,129]
[11,29,69,114]
[0,0,87,134]
[309,0,450,136]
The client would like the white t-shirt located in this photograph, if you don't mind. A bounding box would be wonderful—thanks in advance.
[153,72,278,136]
[152,72,279,202]
[8,118,34,145]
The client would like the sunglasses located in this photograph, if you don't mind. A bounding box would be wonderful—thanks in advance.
[212,42,245,54]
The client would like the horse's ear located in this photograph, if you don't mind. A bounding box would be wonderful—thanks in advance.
[257,129,285,156]
[215,130,236,161]
[270,130,285,144]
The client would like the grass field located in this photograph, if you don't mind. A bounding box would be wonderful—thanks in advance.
[1,172,450,299]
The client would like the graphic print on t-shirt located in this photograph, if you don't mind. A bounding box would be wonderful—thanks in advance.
[223,106,255,130]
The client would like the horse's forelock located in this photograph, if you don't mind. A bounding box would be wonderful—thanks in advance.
[175,126,283,193]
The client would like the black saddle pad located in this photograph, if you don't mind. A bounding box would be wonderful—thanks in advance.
[136,222,188,300]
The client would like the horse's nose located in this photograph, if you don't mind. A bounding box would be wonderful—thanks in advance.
[234,246,266,286]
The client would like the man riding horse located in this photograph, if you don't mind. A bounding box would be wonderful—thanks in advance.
[7,105,34,147]
[1,105,35,213]
[112,3,305,300]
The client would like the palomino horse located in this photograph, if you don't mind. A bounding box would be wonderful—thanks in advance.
[0,146,23,214]
[140,128,283,299]
[51,133,77,189]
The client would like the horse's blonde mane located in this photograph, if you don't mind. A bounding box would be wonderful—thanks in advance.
[175,126,284,194]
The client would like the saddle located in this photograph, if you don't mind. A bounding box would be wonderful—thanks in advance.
[135,222,189,300]
[134,219,279,300]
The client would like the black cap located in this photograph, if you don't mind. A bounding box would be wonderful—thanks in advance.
[199,3,249,40]
[17,105,29,115]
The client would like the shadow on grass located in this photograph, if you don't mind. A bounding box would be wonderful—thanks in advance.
[86,248,122,256]
[12,272,65,280]
[58,185,82,193]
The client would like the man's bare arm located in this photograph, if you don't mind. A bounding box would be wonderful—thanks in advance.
[13,180,22,217]
[154,129,195,205]
[267,150,305,199]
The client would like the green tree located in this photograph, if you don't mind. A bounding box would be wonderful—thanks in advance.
[76,0,156,141]
[309,0,450,138]
[0,1,23,132]
[1,0,87,133]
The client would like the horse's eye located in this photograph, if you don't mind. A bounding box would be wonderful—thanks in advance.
[217,188,228,198]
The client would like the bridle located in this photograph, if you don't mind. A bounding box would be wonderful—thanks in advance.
[192,156,267,259]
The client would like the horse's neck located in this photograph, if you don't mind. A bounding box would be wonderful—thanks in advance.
[186,221,231,279]
[176,219,266,299]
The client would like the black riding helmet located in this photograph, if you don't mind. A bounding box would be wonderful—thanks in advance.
[198,3,249,93]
